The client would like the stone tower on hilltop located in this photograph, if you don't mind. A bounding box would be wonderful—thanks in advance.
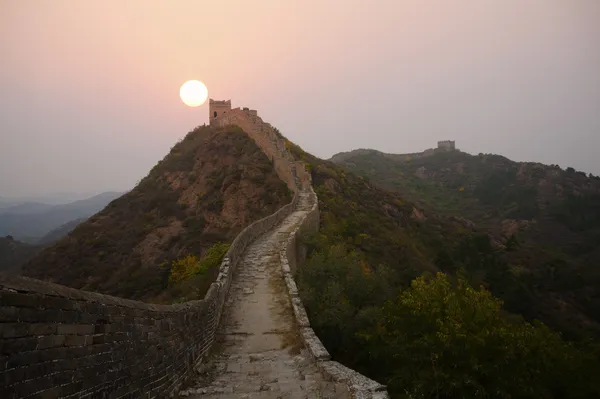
[209,99,231,125]
[437,140,456,151]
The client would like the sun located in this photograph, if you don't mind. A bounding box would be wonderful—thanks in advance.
[180,80,208,107]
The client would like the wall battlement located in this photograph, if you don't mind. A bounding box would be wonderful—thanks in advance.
[210,100,311,192]
[0,101,388,398]
[208,99,231,125]
[331,141,458,165]
[437,140,456,151]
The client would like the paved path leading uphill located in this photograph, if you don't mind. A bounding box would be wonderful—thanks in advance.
[179,192,349,398]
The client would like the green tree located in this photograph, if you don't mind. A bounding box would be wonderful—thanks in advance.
[370,273,600,398]
[167,242,230,285]
[297,243,398,372]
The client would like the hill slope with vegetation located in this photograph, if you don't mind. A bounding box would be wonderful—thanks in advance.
[287,142,600,398]
[37,218,86,245]
[22,125,291,302]
[0,236,39,273]
[330,149,600,341]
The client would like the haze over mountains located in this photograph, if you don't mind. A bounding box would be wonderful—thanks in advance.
[0,191,124,242]
[2,1,599,397]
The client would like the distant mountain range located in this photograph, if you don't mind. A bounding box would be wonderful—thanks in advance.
[0,202,55,215]
[0,192,113,206]
[37,218,87,245]
[0,191,124,241]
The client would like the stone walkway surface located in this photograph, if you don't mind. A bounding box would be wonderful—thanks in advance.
[180,192,350,398]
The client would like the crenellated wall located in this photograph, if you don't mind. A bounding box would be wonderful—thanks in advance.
[0,110,302,398]
[0,193,299,398]
[278,187,389,399]
[331,142,458,164]
[212,107,311,192]
[0,105,388,398]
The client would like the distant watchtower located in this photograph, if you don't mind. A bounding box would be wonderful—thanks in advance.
[437,140,456,151]
[209,99,231,125]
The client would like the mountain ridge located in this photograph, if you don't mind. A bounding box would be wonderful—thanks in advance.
[330,146,600,340]
[0,191,124,240]
[21,125,292,302]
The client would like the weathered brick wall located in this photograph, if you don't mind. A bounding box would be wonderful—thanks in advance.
[0,108,388,398]
[0,273,217,398]
[213,108,312,192]
[279,185,390,399]
[0,105,308,398]
[214,107,390,397]
[0,190,300,399]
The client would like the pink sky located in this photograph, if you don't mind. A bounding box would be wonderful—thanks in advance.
[1,0,599,196]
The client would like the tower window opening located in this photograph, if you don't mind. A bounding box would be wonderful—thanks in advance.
[213,111,217,118]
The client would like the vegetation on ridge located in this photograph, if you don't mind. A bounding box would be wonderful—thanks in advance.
[332,149,600,341]
[21,125,291,303]
[166,242,230,286]
[288,141,600,398]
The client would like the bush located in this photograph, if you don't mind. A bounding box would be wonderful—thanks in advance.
[299,251,600,398]
[167,242,230,285]
[373,273,600,398]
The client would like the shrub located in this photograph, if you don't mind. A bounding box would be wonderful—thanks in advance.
[167,242,230,285]
[372,273,600,398]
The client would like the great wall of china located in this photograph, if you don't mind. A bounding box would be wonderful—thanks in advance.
[330,140,457,164]
[0,100,389,398]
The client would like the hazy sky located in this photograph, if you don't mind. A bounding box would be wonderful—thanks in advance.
[1,1,599,197]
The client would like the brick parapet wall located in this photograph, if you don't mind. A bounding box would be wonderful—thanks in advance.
[279,186,390,399]
[213,108,311,192]
[0,191,300,399]
[0,109,389,398]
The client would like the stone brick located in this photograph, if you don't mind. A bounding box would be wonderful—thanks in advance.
[57,324,94,335]
[7,349,40,368]
[32,386,62,399]
[0,306,19,322]
[0,336,38,354]
[64,334,88,347]
[29,323,57,336]
[36,334,65,349]
[61,380,83,396]
[0,323,29,338]
[0,292,40,308]
[0,366,26,387]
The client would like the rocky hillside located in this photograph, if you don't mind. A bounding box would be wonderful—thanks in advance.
[21,125,291,302]
[0,236,38,273]
[331,148,600,340]
[285,143,600,397]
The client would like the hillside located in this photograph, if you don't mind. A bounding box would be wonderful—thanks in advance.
[0,235,39,273]
[21,125,291,302]
[0,191,123,241]
[37,217,86,245]
[331,148,600,340]
[285,143,600,397]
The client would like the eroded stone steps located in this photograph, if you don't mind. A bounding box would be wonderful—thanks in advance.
[179,198,349,398]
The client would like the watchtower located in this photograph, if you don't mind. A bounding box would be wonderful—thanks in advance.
[209,99,231,125]
[437,140,456,151]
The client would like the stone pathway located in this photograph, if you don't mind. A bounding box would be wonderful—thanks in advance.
[179,192,349,398]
